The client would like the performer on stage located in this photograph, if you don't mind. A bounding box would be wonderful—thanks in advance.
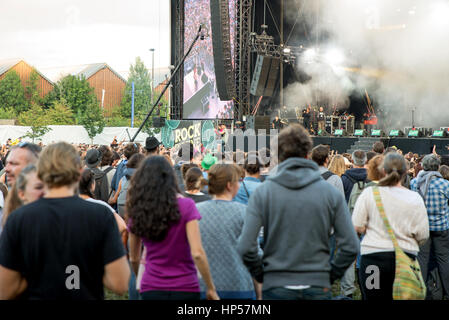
[272,115,283,130]
[317,107,326,133]
[302,106,311,133]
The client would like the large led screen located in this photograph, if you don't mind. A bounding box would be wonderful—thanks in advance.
[183,0,236,119]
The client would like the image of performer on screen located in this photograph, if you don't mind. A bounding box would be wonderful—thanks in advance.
[317,107,326,133]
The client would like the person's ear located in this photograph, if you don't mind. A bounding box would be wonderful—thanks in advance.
[18,189,26,202]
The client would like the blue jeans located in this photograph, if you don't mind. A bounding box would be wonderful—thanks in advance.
[128,262,140,300]
[263,287,331,300]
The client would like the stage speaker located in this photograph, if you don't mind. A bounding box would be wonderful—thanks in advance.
[152,117,166,128]
[250,55,280,97]
[389,129,405,137]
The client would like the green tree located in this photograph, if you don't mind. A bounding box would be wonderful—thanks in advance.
[24,69,42,107]
[0,107,17,119]
[44,75,98,122]
[80,102,106,144]
[46,98,75,125]
[18,103,52,142]
[0,70,28,113]
[120,57,152,119]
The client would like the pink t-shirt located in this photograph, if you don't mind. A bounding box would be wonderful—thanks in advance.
[140,197,201,293]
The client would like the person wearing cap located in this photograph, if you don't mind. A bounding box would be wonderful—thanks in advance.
[85,149,110,203]
[201,154,218,180]
[144,136,161,157]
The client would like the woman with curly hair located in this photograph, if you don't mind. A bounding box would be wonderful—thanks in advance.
[127,156,218,300]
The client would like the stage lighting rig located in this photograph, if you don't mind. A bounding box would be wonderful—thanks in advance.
[249,26,300,64]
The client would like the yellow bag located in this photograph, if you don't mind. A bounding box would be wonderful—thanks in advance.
[372,186,426,300]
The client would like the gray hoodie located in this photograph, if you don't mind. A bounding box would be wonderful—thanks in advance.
[237,157,359,290]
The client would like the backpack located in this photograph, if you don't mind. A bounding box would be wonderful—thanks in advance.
[92,166,113,203]
[347,176,370,213]
[321,171,335,181]
[117,176,131,217]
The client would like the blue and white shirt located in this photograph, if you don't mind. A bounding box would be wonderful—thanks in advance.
[411,174,449,232]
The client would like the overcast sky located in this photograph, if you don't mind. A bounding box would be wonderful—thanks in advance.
[0,0,171,79]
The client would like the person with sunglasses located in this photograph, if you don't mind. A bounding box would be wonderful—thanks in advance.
[3,142,41,188]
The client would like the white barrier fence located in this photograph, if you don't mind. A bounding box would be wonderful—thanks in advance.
[0,125,160,145]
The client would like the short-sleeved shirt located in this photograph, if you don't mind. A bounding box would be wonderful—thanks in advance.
[140,197,201,293]
[0,196,126,299]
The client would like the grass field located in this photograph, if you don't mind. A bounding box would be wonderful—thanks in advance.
[105,279,363,300]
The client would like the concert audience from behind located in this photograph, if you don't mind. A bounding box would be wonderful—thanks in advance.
[1,165,44,232]
[341,150,368,202]
[127,156,218,300]
[201,153,218,179]
[110,153,145,218]
[197,163,259,299]
[353,152,429,300]
[111,142,139,198]
[78,168,126,235]
[311,145,344,195]
[0,142,130,299]
[98,145,115,197]
[366,151,377,163]
[328,155,347,177]
[143,136,161,157]
[258,148,271,182]
[174,143,195,192]
[411,154,449,295]
[237,124,359,300]
[234,155,262,205]
[372,141,385,154]
[184,167,211,204]
[439,165,449,181]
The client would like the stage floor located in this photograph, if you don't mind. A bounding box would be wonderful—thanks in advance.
[227,135,449,155]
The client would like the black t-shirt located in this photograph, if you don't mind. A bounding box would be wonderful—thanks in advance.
[272,119,282,129]
[0,196,126,300]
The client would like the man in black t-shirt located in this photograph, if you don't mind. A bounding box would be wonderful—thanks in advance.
[0,197,127,299]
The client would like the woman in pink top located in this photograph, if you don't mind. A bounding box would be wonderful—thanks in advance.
[127,156,218,300]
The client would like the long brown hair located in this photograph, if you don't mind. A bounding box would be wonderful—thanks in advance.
[378,153,407,187]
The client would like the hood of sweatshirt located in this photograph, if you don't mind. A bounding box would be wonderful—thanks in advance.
[343,168,367,181]
[267,157,321,190]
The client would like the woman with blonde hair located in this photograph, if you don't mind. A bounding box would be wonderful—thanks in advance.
[0,142,130,300]
[328,154,346,177]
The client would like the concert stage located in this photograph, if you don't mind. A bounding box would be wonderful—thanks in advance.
[228,135,449,155]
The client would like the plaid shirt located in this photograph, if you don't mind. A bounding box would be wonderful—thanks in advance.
[411,175,449,231]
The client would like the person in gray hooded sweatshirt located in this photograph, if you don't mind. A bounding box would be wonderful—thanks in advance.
[237,124,359,300]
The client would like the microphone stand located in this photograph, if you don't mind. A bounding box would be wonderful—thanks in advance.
[130,25,204,142]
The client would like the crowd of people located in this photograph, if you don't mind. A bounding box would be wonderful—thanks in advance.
[0,123,448,300]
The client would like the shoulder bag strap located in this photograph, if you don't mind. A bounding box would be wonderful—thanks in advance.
[242,180,250,198]
[372,186,400,250]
